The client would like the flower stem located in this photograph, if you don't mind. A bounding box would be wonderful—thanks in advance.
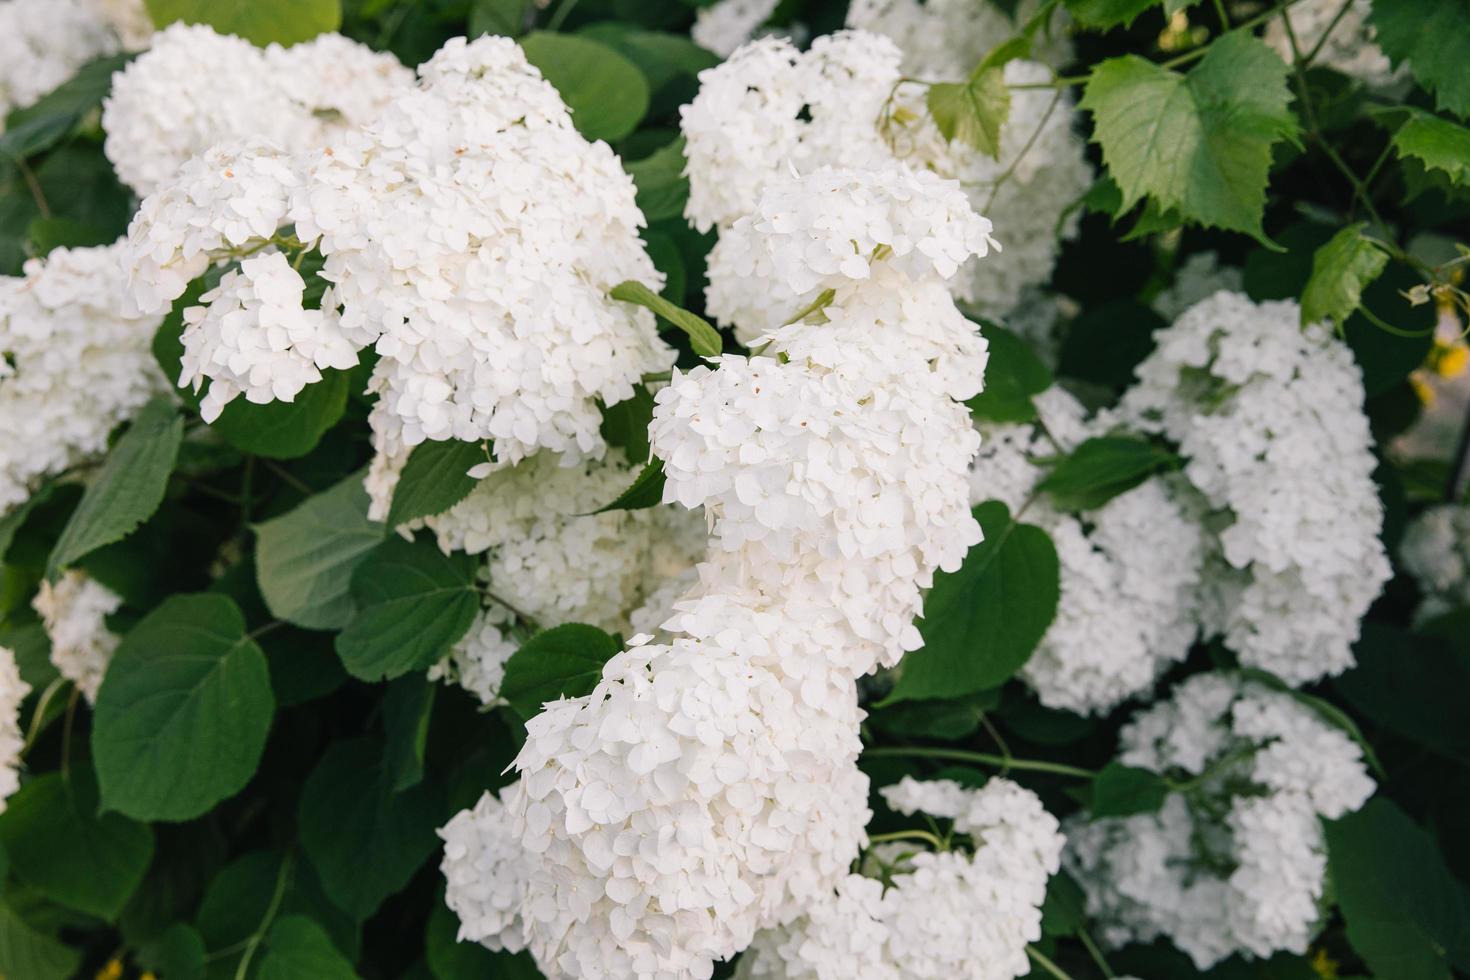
[864,745,1097,780]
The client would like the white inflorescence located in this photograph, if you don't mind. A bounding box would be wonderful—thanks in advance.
[1399,504,1470,623]
[1066,672,1375,968]
[0,0,119,124]
[736,777,1064,980]
[32,571,123,704]
[0,645,29,814]
[0,241,167,516]
[1264,0,1398,88]
[681,29,1089,335]
[1151,253,1244,322]
[102,23,413,197]
[846,0,1074,73]
[440,163,993,980]
[967,388,1205,715]
[691,0,782,57]
[1121,291,1390,685]
[119,36,676,469]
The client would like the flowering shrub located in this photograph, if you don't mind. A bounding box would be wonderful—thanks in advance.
[0,1,1468,979]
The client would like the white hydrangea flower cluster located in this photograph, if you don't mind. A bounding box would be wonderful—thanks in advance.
[736,776,1064,980]
[0,241,167,516]
[1151,252,1244,322]
[0,645,28,814]
[441,164,993,979]
[846,0,1074,74]
[1121,291,1390,684]
[691,0,782,57]
[1264,0,1398,88]
[0,0,119,124]
[966,388,1205,715]
[119,36,675,468]
[1399,504,1470,622]
[681,28,1089,334]
[32,572,122,704]
[103,23,412,196]
[1066,673,1376,968]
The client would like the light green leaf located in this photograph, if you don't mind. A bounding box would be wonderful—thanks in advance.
[0,767,153,920]
[467,0,528,37]
[1089,762,1171,817]
[144,0,341,46]
[927,68,1010,158]
[47,397,182,579]
[210,370,349,460]
[967,323,1052,423]
[259,917,360,980]
[1036,436,1179,511]
[593,458,667,513]
[1063,0,1159,28]
[386,440,489,530]
[299,738,444,921]
[500,623,622,719]
[91,594,275,821]
[334,536,479,682]
[1371,0,1470,119]
[1301,223,1390,327]
[610,280,722,357]
[255,472,386,631]
[519,32,650,143]
[1391,109,1470,187]
[624,139,689,224]
[885,501,1059,704]
[1080,31,1297,242]
[0,902,80,980]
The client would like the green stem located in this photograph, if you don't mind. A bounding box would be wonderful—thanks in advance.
[863,746,1097,780]
[21,677,68,757]
[1211,0,1230,31]
[867,828,946,851]
[547,0,582,31]
[984,88,1064,212]
[1303,0,1357,65]
[1078,925,1116,978]
[1026,945,1076,980]
[235,854,293,980]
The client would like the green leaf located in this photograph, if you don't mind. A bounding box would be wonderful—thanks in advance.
[144,0,342,46]
[1300,223,1390,328]
[91,594,275,822]
[383,675,435,793]
[259,917,360,980]
[600,387,656,464]
[0,902,80,980]
[1040,870,1087,937]
[1089,762,1171,817]
[885,501,1059,704]
[1336,621,1470,759]
[467,0,528,37]
[1063,0,1159,28]
[210,370,350,460]
[967,324,1052,423]
[1080,32,1297,242]
[425,893,540,980]
[593,458,667,513]
[624,138,689,224]
[137,922,206,980]
[0,767,153,920]
[0,55,131,161]
[0,486,48,564]
[254,472,386,631]
[610,280,722,357]
[577,25,717,117]
[927,68,1010,158]
[299,738,445,921]
[47,397,183,579]
[1390,108,1470,186]
[1327,797,1470,980]
[335,536,479,681]
[500,623,622,719]
[1036,436,1179,511]
[386,440,489,529]
[519,32,650,143]
[1371,0,1470,119]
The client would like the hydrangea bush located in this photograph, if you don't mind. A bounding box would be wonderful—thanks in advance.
[0,1,1468,979]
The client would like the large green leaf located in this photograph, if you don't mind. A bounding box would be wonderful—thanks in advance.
[144,0,342,46]
[210,370,350,460]
[967,323,1052,423]
[254,472,385,631]
[624,139,690,224]
[47,397,183,579]
[334,536,480,681]
[1327,797,1470,979]
[1063,0,1159,28]
[91,594,275,821]
[1080,31,1297,242]
[1036,436,1178,511]
[578,24,717,117]
[137,922,206,980]
[1335,621,1470,758]
[425,895,540,980]
[0,902,79,980]
[1300,223,1390,328]
[500,623,622,719]
[610,280,722,356]
[593,458,667,513]
[299,738,445,921]
[599,387,656,464]
[519,32,650,143]
[1390,109,1470,187]
[1089,762,1170,817]
[0,767,153,920]
[1371,0,1470,119]
[0,55,131,159]
[258,917,360,980]
[927,68,1010,158]
[383,675,435,793]
[468,0,529,37]
[386,440,488,530]
[885,501,1058,704]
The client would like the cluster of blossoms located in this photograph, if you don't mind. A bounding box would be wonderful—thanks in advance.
[441,162,997,979]
[967,387,1205,715]
[845,0,1073,78]
[680,26,1090,332]
[1399,504,1470,623]
[0,241,167,516]
[0,0,132,123]
[1150,252,1244,323]
[1067,673,1375,968]
[0,646,28,814]
[103,23,413,196]
[32,572,124,704]
[690,0,783,57]
[1121,291,1390,684]
[1264,0,1397,88]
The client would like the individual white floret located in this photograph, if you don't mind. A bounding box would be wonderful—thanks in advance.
[32,572,122,703]
[1399,504,1470,622]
